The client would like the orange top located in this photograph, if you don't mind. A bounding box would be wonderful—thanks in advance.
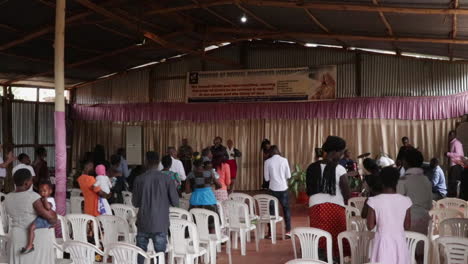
[77,174,102,216]
[217,163,231,190]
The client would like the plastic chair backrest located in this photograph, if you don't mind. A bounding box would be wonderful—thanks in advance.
[229,193,257,217]
[122,192,133,206]
[439,218,468,238]
[216,201,228,229]
[179,198,190,211]
[190,208,221,241]
[223,200,251,229]
[345,206,361,218]
[66,214,100,247]
[436,237,468,264]
[169,218,201,255]
[348,216,368,232]
[0,193,6,202]
[70,188,82,197]
[285,260,328,264]
[338,231,375,264]
[405,231,429,264]
[111,204,137,233]
[169,207,193,222]
[348,197,366,212]
[97,215,130,247]
[57,215,70,242]
[292,227,333,264]
[436,198,467,210]
[0,203,7,236]
[106,242,151,264]
[63,240,104,264]
[70,196,84,214]
[429,208,464,234]
[254,194,280,220]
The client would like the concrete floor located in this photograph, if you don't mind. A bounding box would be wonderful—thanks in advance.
[216,202,309,264]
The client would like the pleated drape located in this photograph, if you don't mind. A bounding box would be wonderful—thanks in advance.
[72,118,460,190]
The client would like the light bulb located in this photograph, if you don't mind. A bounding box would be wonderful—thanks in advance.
[240,15,247,23]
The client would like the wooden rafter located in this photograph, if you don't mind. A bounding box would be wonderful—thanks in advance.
[75,0,240,67]
[0,51,53,64]
[191,0,238,27]
[95,23,137,40]
[371,0,400,54]
[235,3,275,30]
[206,27,468,45]
[303,9,347,47]
[143,0,468,16]
[449,0,459,60]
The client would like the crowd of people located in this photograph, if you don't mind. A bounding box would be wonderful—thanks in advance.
[0,129,466,264]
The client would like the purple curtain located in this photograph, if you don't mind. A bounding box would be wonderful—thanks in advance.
[72,91,468,121]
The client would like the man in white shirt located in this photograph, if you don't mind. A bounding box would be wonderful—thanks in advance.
[158,147,187,181]
[0,144,15,191]
[12,153,36,177]
[264,145,292,236]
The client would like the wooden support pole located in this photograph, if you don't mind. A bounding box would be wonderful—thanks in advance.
[450,0,459,60]
[54,0,67,217]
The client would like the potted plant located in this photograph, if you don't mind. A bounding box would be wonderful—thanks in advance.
[289,164,308,204]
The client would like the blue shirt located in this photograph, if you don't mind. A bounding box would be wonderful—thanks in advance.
[428,166,447,196]
[117,156,130,178]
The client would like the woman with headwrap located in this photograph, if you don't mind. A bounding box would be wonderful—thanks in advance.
[306,136,350,259]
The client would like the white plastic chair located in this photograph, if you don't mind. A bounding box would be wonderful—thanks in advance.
[435,237,468,264]
[345,205,361,218]
[0,234,9,264]
[122,191,133,206]
[0,204,8,236]
[439,218,468,238]
[229,193,259,243]
[57,215,70,242]
[0,193,6,202]
[70,188,82,197]
[190,208,232,264]
[111,203,138,235]
[216,201,229,231]
[98,215,131,248]
[64,240,104,264]
[338,231,375,264]
[291,227,333,264]
[348,197,366,213]
[223,200,259,256]
[169,218,208,264]
[106,242,165,264]
[169,207,193,222]
[70,196,84,214]
[253,194,285,244]
[436,198,467,210]
[406,231,429,264]
[66,214,101,247]
[347,216,368,232]
[286,260,328,264]
[429,208,464,237]
[179,198,190,211]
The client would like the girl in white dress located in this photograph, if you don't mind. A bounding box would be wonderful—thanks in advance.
[94,165,112,215]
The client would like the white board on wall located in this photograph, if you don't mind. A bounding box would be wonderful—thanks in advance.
[126,126,142,165]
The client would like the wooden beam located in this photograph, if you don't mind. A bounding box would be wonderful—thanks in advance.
[6,44,140,84]
[207,27,468,45]
[303,9,347,47]
[142,0,468,16]
[371,0,400,54]
[191,0,238,27]
[95,23,137,40]
[75,0,240,67]
[449,0,459,60]
[235,3,276,30]
[0,51,53,64]
[0,23,20,33]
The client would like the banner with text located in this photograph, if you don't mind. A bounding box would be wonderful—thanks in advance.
[186,66,337,103]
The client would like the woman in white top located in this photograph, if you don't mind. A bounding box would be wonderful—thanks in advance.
[5,168,57,264]
[306,136,350,259]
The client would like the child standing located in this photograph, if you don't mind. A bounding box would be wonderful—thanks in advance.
[366,167,412,264]
[21,182,56,254]
[94,165,112,215]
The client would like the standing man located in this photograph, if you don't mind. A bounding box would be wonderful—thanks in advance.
[226,139,241,192]
[396,137,414,177]
[0,144,15,192]
[159,147,187,181]
[33,147,49,187]
[178,139,193,175]
[264,145,292,237]
[446,130,464,197]
[211,136,229,160]
[116,148,130,179]
[133,152,179,264]
[13,153,36,177]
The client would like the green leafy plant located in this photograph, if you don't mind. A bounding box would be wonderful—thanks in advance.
[289,164,307,197]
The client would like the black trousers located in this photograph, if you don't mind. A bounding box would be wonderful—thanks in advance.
[448,165,463,197]
[181,159,192,175]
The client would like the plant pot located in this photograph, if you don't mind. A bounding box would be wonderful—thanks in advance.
[296,191,309,204]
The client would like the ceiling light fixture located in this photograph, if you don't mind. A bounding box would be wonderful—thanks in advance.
[240,14,247,23]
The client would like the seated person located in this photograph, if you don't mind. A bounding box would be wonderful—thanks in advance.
[425,158,447,201]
